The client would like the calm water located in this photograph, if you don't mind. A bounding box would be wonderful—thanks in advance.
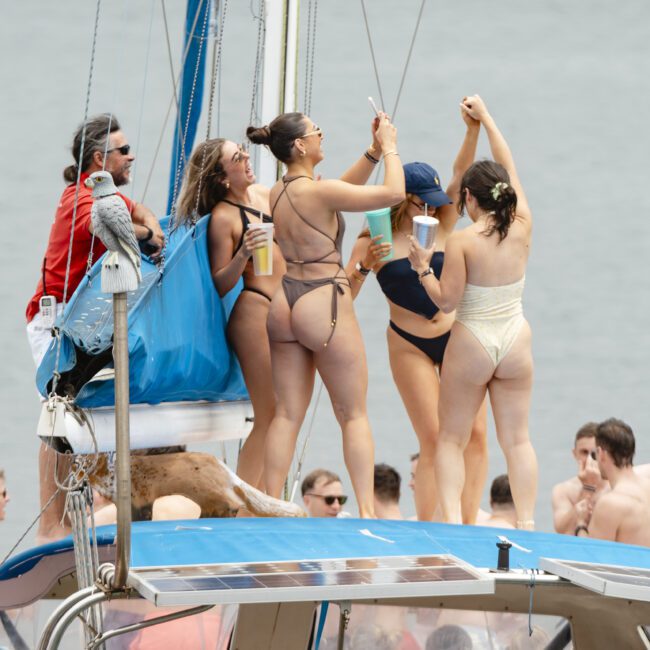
[1,0,649,560]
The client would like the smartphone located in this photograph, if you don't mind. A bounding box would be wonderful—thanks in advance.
[368,96,380,116]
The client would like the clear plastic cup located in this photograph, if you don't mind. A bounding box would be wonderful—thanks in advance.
[365,207,393,260]
[412,216,439,249]
[248,222,274,276]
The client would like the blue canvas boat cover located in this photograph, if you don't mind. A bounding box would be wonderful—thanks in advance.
[35,216,247,407]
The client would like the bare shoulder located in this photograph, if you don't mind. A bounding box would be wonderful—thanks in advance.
[552,477,580,503]
[250,183,271,202]
[209,201,239,232]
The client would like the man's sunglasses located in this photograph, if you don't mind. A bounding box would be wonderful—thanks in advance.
[106,144,131,156]
[306,493,348,506]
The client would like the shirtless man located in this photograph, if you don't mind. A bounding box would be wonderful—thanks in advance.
[575,418,650,545]
[551,422,607,535]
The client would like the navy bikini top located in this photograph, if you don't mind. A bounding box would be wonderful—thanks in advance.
[376,251,445,319]
[222,199,273,254]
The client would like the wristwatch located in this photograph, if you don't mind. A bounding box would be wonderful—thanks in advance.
[140,225,154,242]
[418,267,434,282]
[355,261,371,276]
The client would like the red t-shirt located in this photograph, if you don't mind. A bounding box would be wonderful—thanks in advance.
[26,173,134,322]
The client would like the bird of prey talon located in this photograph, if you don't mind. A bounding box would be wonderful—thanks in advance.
[86,171,142,293]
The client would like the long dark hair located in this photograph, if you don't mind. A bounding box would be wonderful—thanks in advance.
[247,112,306,164]
[458,160,517,242]
[63,114,121,183]
[175,138,228,225]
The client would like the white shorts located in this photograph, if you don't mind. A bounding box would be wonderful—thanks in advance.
[26,305,64,368]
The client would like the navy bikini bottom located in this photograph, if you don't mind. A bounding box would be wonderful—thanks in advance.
[389,321,451,365]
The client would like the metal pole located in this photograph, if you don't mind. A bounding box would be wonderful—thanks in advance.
[113,291,131,588]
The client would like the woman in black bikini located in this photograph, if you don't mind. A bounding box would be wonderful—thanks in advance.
[346,106,488,523]
[176,138,286,489]
[247,112,403,517]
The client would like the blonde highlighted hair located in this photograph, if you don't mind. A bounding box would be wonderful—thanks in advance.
[175,138,228,226]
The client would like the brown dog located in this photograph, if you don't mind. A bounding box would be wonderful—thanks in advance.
[86,451,306,519]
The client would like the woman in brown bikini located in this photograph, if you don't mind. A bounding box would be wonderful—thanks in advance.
[247,112,403,517]
[176,138,285,489]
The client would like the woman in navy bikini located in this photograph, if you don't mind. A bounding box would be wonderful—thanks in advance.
[176,138,286,489]
[346,106,488,523]
[247,112,404,517]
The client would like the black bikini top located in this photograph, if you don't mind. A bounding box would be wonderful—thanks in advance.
[376,251,445,319]
[222,199,273,254]
[271,175,345,268]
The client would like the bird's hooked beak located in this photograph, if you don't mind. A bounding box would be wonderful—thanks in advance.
[84,177,95,189]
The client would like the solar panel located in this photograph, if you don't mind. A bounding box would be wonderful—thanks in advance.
[128,554,494,606]
[540,558,650,601]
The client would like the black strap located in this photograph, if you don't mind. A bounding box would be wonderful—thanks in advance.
[41,257,48,295]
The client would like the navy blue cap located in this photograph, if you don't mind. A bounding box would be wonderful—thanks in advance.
[403,162,451,208]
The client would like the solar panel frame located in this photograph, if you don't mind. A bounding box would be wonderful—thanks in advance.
[540,557,650,601]
[128,554,495,607]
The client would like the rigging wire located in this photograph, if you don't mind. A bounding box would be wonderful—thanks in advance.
[192,0,230,223]
[165,0,211,232]
[359,0,385,112]
[247,0,266,174]
[302,0,319,115]
[130,0,158,202]
[51,0,103,396]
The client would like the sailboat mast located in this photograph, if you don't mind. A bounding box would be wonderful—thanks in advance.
[258,0,300,188]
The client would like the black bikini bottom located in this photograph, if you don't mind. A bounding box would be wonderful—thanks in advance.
[389,321,451,365]
[241,286,273,302]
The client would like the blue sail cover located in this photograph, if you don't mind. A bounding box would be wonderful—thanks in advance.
[166,0,211,214]
[35,216,248,407]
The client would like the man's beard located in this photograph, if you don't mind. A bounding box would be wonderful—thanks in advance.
[111,165,131,187]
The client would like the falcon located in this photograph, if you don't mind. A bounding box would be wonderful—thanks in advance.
[85,170,141,292]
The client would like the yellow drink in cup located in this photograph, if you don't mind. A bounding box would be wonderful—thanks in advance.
[248,222,274,276]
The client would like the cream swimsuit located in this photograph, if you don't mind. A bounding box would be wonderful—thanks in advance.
[455,276,526,367]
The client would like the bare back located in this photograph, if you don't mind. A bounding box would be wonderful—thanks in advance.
[598,475,650,546]
[270,176,343,280]
[460,215,531,287]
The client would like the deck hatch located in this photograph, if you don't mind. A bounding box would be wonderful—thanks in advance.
[540,558,650,601]
[128,554,495,606]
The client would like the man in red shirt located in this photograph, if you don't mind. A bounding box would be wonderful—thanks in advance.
[27,113,164,541]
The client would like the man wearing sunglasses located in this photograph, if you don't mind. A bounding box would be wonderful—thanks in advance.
[301,469,348,518]
[25,113,164,542]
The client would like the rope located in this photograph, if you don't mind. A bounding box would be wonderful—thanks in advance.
[359,0,385,111]
[361,0,425,184]
[0,489,61,566]
[51,0,103,396]
[389,0,425,121]
[290,380,325,502]
[302,0,319,115]
[191,0,230,224]
[130,0,157,203]
[248,0,266,174]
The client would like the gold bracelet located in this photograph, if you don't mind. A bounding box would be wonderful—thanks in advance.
[383,150,399,158]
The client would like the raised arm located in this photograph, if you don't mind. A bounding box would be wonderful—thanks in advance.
[460,95,531,227]
[339,117,383,186]
[312,114,405,212]
[436,109,480,233]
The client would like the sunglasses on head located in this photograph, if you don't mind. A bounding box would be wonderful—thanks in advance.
[106,144,131,156]
[306,493,347,506]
